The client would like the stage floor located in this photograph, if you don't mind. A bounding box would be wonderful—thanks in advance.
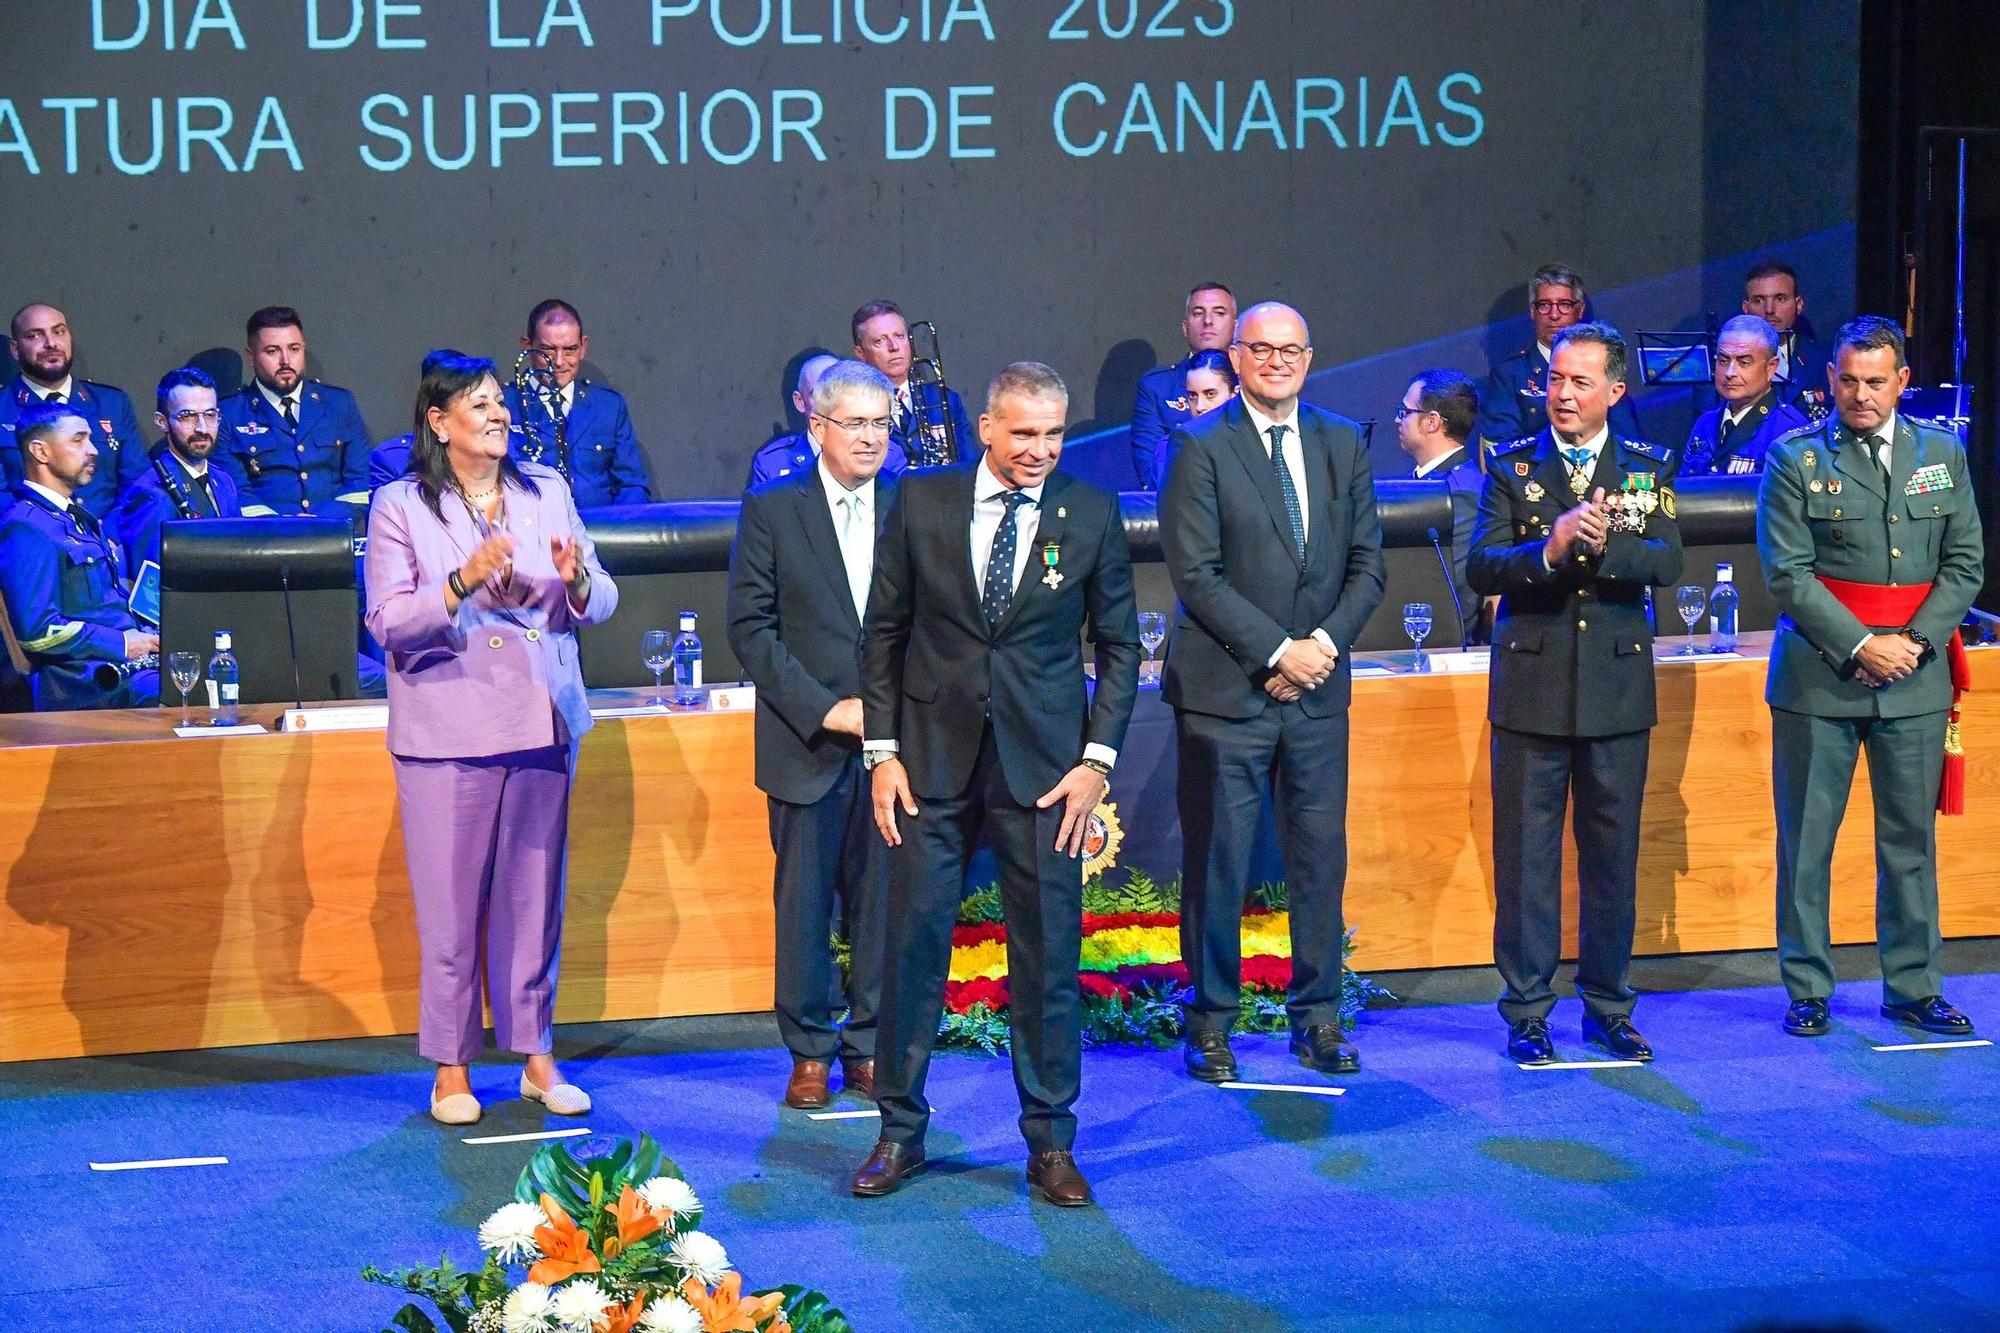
[6,943,1998,1332]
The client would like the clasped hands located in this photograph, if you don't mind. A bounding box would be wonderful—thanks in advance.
[871,755,1106,859]
[1265,636,1338,703]
[451,531,591,604]
[1852,632,1924,689]
[1543,486,1612,566]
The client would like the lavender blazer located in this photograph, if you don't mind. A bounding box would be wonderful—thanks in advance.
[365,463,618,760]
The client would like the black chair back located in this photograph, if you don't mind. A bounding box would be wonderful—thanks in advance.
[579,503,742,687]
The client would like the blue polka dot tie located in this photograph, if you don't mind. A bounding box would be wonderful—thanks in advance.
[982,490,1027,632]
[1269,425,1305,560]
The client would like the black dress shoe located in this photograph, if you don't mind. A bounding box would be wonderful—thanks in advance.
[1290,1023,1360,1074]
[1507,1017,1556,1065]
[849,1140,925,1198]
[1881,995,1975,1035]
[1784,997,1830,1037]
[1027,1150,1093,1207]
[1582,1013,1654,1062]
[1184,1029,1237,1083]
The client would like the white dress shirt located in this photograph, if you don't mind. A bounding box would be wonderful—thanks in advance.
[1414,448,1459,479]
[819,459,875,620]
[256,378,303,421]
[28,376,75,402]
[1241,400,1335,667]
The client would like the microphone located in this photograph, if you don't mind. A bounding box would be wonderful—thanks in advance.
[280,565,305,711]
[1427,526,1468,649]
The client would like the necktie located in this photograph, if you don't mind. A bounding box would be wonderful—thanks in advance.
[1268,424,1305,559]
[839,492,870,618]
[981,490,1027,630]
[281,396,298,429]
[45,390,65,405]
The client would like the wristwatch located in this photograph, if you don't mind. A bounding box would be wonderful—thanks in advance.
[862,749,894,770]
[1080,757,1113,780]
[1903,628,1937,665]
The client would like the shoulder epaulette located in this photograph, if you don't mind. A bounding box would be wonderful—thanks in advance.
[1487,434,1538,457]
[1620,438,1670,463]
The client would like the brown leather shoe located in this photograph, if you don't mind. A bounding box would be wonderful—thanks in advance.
[850,1140,925,1197]
[784,1059,831,1109]
[841,1058,875,1101]
[1027,1150,1094,1207]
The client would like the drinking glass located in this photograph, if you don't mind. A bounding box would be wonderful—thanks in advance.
[1675,585,1707,656]
[641,630,671,706]
[1137,611,1166,683]
[168,651,200,726]
[1403,602,1434,670]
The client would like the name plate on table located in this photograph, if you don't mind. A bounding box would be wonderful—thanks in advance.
[173,723,270,738]
[279,705,389,734]
[589,684,757,720]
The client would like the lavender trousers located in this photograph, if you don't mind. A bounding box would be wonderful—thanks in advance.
[393,744,574,1065]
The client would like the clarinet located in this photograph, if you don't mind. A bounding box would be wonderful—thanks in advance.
[151,450,198,520]
[93,652,159,690]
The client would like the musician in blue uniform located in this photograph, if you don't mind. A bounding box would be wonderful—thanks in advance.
[502,299,655,508]
[1743,262,1831,421]
[115,367,242,579]
[0,303,147,518]
[1682,316,1811,477]
[1480,265,1642,448]
[0,401,160,709]
[851,300,972,469]
[747,354,911,489]
[1396,369,1486,644]
[1131,282,1237,490]
[215,306,373,525]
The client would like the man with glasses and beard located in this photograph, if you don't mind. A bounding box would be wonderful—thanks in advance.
[115,367,243,579]
[1481,265,1642,448]
[0,303,147,518]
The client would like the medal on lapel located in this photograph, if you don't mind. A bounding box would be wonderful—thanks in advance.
[1040,541,1063,589]
[1523,480,1545,503]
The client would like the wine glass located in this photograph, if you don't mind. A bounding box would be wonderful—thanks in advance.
[1403,602,1434,670]
[168,651,200,726]
[641,630,671,707]
[1137,611,1167,683]
[1675,585,1707,656]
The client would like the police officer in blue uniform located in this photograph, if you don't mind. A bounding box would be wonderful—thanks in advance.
[0,303,147,519]
[1130,282,1237,490]
[215,306,373,526]
[1743,261,1831,420]
[1481,265,1643,448]
[1396,369,1486,644]
[1468,324,1682,1066]
[0,401,160,709]
[1682,316,1812,477]
[115,367,242,579]
[748,354,909,489]
[502,300,655,508]
[851,300,972,470]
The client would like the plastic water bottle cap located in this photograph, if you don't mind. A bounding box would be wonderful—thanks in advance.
[214,630,232,650]
[679,611,697,631]
[1715,563,1733,583]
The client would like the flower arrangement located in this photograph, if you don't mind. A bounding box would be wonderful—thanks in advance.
[364,1135,852,1333]
[936,872,1392,1052]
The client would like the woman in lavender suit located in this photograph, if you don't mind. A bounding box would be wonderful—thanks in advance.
[365,352,618,1125]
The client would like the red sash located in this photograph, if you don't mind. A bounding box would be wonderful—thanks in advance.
[1817,575,1969,814]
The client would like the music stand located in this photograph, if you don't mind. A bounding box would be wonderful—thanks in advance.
[1636,332,1714,386]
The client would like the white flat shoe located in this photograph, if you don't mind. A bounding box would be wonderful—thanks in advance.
[520,1071,591,1116]
[430,1091,482,1125]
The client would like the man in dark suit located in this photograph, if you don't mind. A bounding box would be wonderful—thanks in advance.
[1467,322,1682,1066]
[851,300,973,469]
[1682,316,1811,477]
[503,299,655,507]
[1743,261,1831,420]
[853,362,1140,1206]
[1160,301,1386,1084]
[1757,316,1982,1039]
[1131,282,1236,490]
[1481,264,1642,447]
[729,360,900,1109]
[1395,368,1484,645]
[747,354,909,489]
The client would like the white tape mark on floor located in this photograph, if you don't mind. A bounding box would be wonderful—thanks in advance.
[90,1156,229,1172]
[1218,1081,1347,1097]
[1517,1060,1647,1071]
[1871,1038,1993,1053]
[461,1127,593,1146]
[807,1108,882,1121]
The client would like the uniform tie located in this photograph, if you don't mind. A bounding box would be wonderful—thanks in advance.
[280,396,298,430]
[44,390,65,405]
[981,489,1027,630]
[1269,424,1305,559]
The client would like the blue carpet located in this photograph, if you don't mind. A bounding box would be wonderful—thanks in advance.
[3,947,1996,1332]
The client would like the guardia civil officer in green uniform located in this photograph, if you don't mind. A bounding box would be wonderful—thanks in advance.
[1757,316,1982,1038]
[1468,322,1682,1066]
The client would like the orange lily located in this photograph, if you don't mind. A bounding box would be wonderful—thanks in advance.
[600,1291,647,1333]
[527,1192,603,1286]
[603,1183,663,1260]
[680,1273,786,1333]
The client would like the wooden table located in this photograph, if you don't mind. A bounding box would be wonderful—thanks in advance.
[3,644,1996,1062]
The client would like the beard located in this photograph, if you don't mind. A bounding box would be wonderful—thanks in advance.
[176,432,216,460]
[25,351,73,386]
[259,366,302,393]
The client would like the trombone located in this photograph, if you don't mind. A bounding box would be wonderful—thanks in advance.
[907,319,959,467]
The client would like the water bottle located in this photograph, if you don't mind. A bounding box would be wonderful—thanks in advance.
[671,610,704,707]
[1708,563,1739,654]
[206,629,240,725]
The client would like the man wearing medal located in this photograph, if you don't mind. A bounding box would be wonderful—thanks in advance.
[1757,316,1982,1038]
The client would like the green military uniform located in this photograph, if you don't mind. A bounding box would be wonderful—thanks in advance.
[1467,429,1682,1025]
[1757,413,1984,1004]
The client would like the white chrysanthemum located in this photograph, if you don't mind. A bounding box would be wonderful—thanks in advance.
[667,1229,730,1285]
[635,1294,704,1333]
[478,1201,547,1264]
[636,1175,700,1221]
[501,1282,557,1333]
[549,1276,612,1333]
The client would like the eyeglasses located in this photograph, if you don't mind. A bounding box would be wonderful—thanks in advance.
[168,409,222,426]
[1234,341,1309,365]
[1393,405,1435,423]
[815,414,892,436]
[1531,299,1583,316]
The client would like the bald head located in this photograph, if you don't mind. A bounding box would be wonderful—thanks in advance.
[792,353,842,419]
[9,303,75,388]
[1228,302,1315,414]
